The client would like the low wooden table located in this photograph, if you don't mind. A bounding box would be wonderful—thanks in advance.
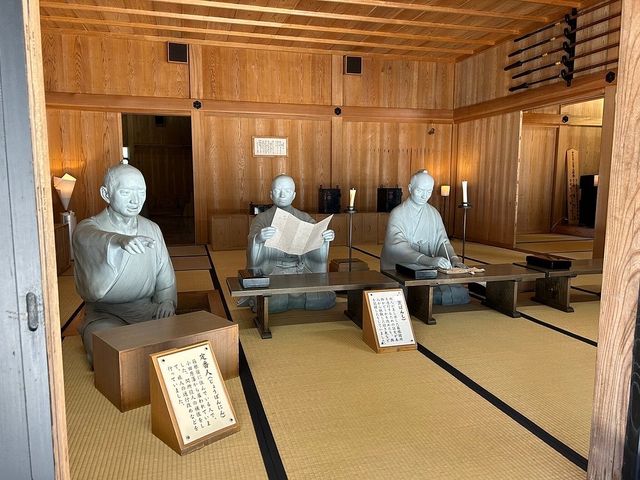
[227,271,399,338]
[382,264,546,324]
[514,258,603,312]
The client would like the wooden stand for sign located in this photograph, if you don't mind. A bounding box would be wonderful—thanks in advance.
[362,289,416,353]
[150,341,239,455]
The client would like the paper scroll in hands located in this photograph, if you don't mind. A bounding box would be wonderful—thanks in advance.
[246,174,336,313]
[73,164,177,366]
[380,170,470,305]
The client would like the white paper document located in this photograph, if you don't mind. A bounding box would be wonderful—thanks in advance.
[265,209,333,255]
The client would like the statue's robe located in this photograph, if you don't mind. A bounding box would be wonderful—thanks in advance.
[381,200,469,305]
[73,209,176,364]
[247,205,335,312]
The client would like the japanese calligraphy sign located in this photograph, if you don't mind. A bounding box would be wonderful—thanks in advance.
[362,289,416,354]
[150,341,239,455]
[252,136,288,157]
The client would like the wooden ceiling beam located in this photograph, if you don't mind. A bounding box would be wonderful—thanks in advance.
[41,28,456,63]
[516,0,582,7]
[313,0,550,23]
[146,0,520,34]
[40,16,474,54]
[40,3,502,42]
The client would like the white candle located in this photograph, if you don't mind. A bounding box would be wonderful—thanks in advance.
[349,188,356,208]
[440,185,450,197]
[594,174,599,187]
[462,181,468,204]
[122,147,129,159]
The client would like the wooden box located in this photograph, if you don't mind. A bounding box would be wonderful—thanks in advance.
[176,290,226,319]
[329,258,369,272]
[93,311,238,412]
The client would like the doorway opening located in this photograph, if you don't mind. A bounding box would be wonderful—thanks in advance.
[122,114,194,245]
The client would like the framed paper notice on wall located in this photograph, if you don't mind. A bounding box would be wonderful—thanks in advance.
[150,341,239,455]
[252,136,288,157]
[362,289,416,354]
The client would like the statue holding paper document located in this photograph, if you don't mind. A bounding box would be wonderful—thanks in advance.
[73,164,177,366]
[381,170,469,305]
[246,174,336,313]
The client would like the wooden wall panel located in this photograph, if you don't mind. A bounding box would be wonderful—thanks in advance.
[343,58,454,109]
[455,112,521,247]
[201,47,331,105]
[42,33,189,98]
[454,8,620,110]
[202,115,332,215]
[47,109,121,222]
[334,121,453,214]
[517,126,557,234]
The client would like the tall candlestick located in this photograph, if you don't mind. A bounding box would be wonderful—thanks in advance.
[462,180,468,204]
[349,188,356,208]
[122,146,129,159]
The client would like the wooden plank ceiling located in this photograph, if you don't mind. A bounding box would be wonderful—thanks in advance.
[40,0,605,63]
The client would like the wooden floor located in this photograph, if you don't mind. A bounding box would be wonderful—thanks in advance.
[58,238,600,479]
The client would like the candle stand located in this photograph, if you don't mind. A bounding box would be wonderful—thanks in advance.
[345,207,356,271]
[457,203,472,262]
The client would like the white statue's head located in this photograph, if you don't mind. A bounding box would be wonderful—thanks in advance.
[408,170,434,206]
[270,174,296,208]
[100,164,147,218]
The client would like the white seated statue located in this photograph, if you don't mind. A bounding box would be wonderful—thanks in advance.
[246,174,336,313]
[380,170,469,305]
[73,164,177,366]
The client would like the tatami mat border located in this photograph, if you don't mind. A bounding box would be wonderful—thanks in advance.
[62,301,84,333]
[208,245,287,479]
[416,342,589,471]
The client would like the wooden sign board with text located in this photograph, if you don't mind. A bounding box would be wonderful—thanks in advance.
[362,289,416,353]
[566,148,580,225]
[150,341,239,455]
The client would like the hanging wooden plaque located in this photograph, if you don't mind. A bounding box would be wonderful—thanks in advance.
[362,289,416,353]
[150,341,239,455]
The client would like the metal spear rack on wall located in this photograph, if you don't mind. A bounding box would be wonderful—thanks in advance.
[505,0,621,93]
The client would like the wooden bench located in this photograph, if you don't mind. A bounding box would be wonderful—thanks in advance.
[382,264,546,324]
[227,270,399,338]
[513,258,603,312]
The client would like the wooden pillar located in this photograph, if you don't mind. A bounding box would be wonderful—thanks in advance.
[592,85,616,259]
[588,1,640,478]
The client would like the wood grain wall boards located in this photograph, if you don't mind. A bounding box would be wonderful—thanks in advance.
[588,1,640,477]
[334,121,453,214]
[342,58,454,109]
[517,126,557,234]
[454,112,521,247]
[200,46,332,105]
[454,4,620,110]
[201,115,332,214]
[42,33,189,98]
[47,109,121,222]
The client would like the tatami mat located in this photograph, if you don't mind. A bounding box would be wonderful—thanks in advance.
[519,241,593,253]
[175,270,214,292]
[414,310,595,458]
[517,234,590,243]
[58,275,82,327]
[519,301,600,343]
[171,255,211,271]
[168,245,207,256]
[240,319,585,479]
[62,336,267,480]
